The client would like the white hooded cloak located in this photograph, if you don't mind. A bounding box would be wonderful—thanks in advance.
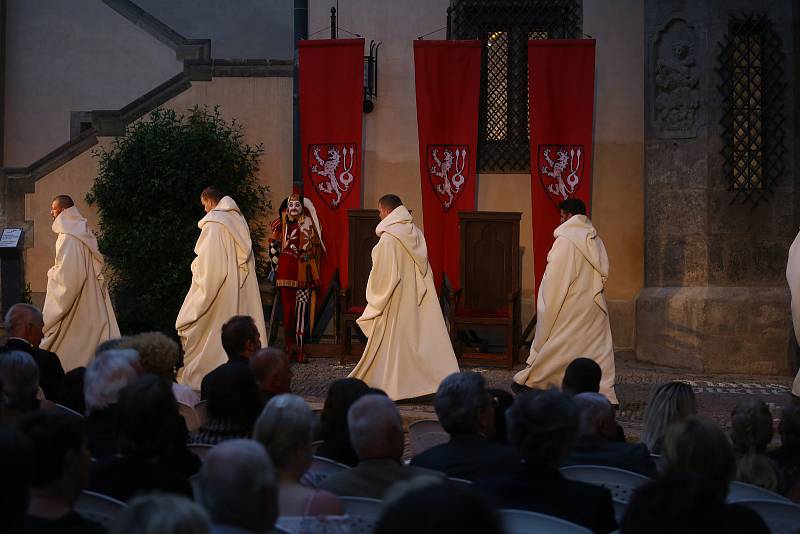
[176,196,266,390]
[788,229,800,396]
[41,206,120,371]
[513,214,618,404]
[349,205,459,400]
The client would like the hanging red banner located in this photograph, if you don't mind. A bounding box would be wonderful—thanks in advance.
[414,40,481,292]
[299,38,364,297]
[529,39,596,298]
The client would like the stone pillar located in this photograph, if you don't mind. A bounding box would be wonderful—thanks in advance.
[637,0,798,374]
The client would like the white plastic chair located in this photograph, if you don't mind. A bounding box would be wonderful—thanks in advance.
[736,499,800,534]
[177,401,201,432]
[408,419,445,436]
[74,490,127,527]
[54,403,84,418]
[727,481,792,503]
[611,498,627,523]
[500,509,592,534]
[300,455,351,488]
[339,496,384,534]
[449,477,473,487]
[276,515,351,534]
[560,464,650,503]
[188,443,215,460]
[408,419,449,456]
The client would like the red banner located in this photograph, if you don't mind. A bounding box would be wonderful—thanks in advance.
[529,39,596,298]
[414,40,481,292]
[299,38,364,297]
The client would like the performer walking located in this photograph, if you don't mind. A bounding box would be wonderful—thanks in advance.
[42,195,119,371]
[513,198,618,404]
[349,194,459,400]
[788,228,800,396]
[176,187,266,390]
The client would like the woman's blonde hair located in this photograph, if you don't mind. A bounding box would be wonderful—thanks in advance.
[121,332,179,379]
[641,381,696,454]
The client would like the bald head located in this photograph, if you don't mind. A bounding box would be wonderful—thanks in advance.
[250,347,292,395]
[347,394,404,460]
[5,303,44,347]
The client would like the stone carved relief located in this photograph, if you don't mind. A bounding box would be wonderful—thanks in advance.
[652,19,700,138]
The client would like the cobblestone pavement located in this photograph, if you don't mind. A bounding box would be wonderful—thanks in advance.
[293,350,795,442]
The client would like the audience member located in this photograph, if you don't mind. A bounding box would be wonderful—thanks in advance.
[475,389,617,534]
[2,303,65,401]
[89,375,192,501]
[199,439,279,533]
[487,388,514,445]
[121,332,198,407]
[254,394,343,516]
[374,481,504,534]
[84,349,139,458]
[315,377,370,466]
[94,337,131,355]
[640,381,696,455]
[190,362,261,445]
[250,347,293,405]
[320,394,444,499]
[221,315,262,365]
[0,350,55,423]
[59,367,87,414]
[565,392,656,476]
[111,494,209,534]
[621,472,768,534]
[0,424,33,534]
[730,398,779,491]
[411,372,520,479]
[18,411,105,534]
[769,400,800,499]
[561,357,602,395]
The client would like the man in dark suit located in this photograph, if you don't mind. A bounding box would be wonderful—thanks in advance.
[200,315,261,400]
[411,372,520,480]
[565,392,656,477]
[2,303,64,401]
[475,389,618,534]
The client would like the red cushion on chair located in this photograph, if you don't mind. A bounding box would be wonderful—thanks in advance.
[345,306,365,314]
[455,307,509,319]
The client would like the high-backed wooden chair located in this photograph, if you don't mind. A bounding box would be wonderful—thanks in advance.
[447,212,521,368]
[338,209,381,362]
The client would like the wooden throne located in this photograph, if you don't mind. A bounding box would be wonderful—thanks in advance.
[447,211,521,368]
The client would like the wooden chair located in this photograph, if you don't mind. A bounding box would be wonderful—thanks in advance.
[447,212,522,368]
[338,209,381,362]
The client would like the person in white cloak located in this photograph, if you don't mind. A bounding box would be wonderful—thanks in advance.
[176,187,267,390]
[41,195,120,372]
[349,194,459,400]
[513,198,618,404]
[788,228,800,396]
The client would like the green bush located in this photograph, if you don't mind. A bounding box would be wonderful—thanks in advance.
[87,106,271,335]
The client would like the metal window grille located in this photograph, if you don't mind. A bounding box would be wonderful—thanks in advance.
[717,13,786,205]
[450,0,582,172]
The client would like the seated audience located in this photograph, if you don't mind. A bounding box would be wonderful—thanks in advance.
[621,472,768,534]
[487,388,514,445]
[250,347,293,406]
[121,331,198,407]
[189,362,261,445]
[254,394,343,516]
[730,398,779,491]
[199,439,279,533]
[0,350,55,423]
[561,357,602,395]
[89,375,192,501]
[200,315,261,399]
[59,367,87,414]
[411,372,520,479]
[475,389,617,534]
[564,392,656,477]
[111,494,209,534]
[84,349,139,458]
[0,423,33,533]
[769,400,800,499]
[374,481,504,534]
[640,381,696,455]
[320,394,444,499]
[18,411,105,534]
[315,377,370,466]
[2,303,64,401]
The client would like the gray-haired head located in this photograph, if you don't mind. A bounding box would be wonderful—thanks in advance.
[253,394,315,470]
[573,392,614,437]
[0,351,40,406]
[84,349,139,413]
[94,337,131,356]
[641,382,697,454]
[507,389,578,466]
[434,372,492,435]
[348,394,404,460]
[4,303,43,338]
[199,439,278,531]
[111,494,210,534]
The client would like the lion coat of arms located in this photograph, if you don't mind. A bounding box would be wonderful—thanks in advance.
[538,144,584,207]
[427,145,469,211]
[308,143,357,209]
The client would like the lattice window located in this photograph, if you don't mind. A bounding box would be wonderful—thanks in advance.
[451,0,581,172]
[717,13,786,204]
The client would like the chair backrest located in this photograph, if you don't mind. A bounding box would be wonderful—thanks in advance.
[346,209,381,307]
[340,497,384,534]
[499,509,592,534]
[177,401,201,432]
[74,490,127,527]
[53,403,84,418]
[188,443,215,460]
[459,212,521,307]
[311,440,324,454]
[560,465,650,503]
[449,477,473,488]
[300,455,352,488]
[276,515,351,534]
[727,481,792,503]
[736,499,800,534]
[410,431,450,457]
[193,400,209,425]
[611,498,627,524]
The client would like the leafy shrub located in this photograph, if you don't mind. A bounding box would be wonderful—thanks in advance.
[87,106,271,335]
